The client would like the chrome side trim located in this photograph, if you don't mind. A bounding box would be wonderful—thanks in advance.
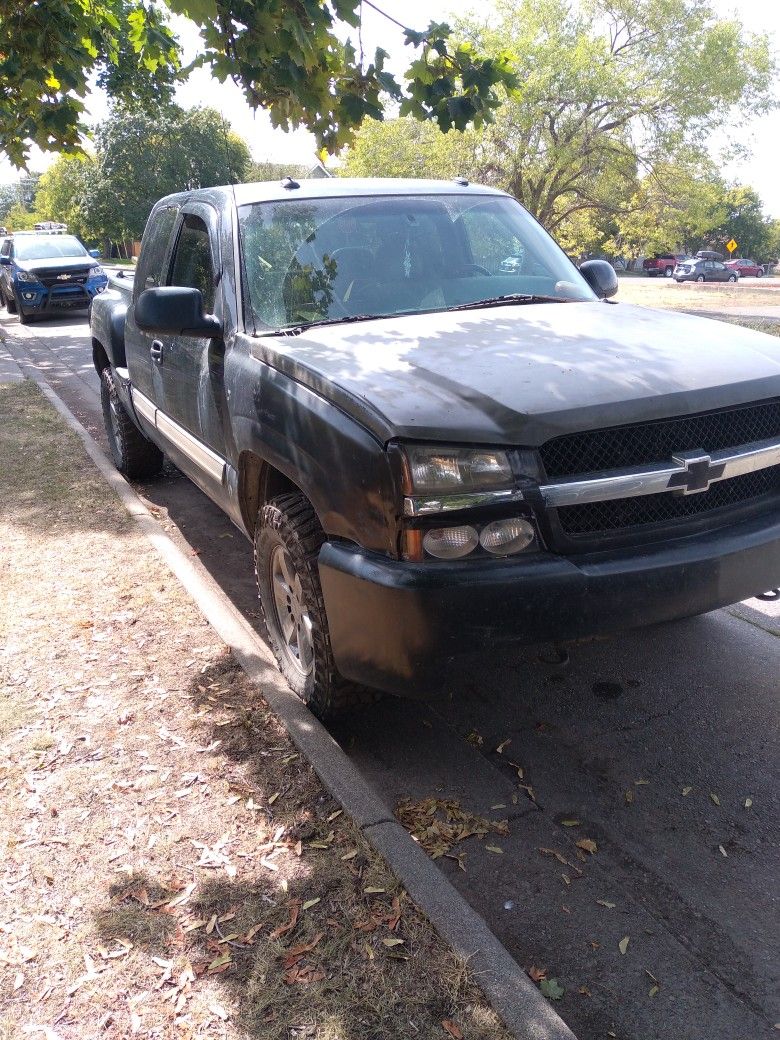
[404,488,524,517]
[540,436,780,508]
[130,388,226,484]
[131,387,156,425]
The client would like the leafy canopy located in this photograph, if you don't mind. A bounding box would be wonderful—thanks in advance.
[0,0,518,167]
[23,106,251,244]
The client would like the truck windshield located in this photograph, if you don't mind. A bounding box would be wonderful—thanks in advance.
[14,236,88,261]
[238,194,595,332]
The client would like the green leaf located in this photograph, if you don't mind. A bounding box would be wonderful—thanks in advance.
[540,978,565,1001]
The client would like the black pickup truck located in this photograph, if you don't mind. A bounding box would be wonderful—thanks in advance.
[90,178,780,718]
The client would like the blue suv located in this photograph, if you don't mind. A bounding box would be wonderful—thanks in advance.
[0,233,108,323]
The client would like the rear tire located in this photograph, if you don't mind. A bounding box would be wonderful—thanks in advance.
[100,366,164,479]
[696,274,705,283]
[756,269,763,278]
[254,492,376,720]
[728,274,737,283]
[664,266,673,277]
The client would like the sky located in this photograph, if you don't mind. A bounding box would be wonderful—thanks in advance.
[2,0,779,215]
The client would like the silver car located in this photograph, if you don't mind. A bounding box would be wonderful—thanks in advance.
[674,258,738,283]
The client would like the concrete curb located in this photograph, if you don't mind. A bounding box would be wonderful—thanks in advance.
[16,361,577,1040]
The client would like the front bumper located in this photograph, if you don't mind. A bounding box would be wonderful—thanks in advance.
[16,278,108,314]
[318,511,780,696]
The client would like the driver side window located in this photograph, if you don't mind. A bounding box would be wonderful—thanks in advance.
[169,214,216,313]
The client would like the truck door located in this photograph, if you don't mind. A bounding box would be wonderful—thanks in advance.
[124,203,179,401]
[158,204,229,463]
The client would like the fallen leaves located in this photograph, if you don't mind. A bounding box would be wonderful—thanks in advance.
[576,838,598,855]
[710,792,721,806]
[442,1020,464,1039]
[540,977,565,1001]
[596,899,616,909]
[269,900,301,941]
[395,798,508,859]
[618,936,630,955]
[527,965,547,983]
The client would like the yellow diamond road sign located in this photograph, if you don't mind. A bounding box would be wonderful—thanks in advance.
[726,238,738,254]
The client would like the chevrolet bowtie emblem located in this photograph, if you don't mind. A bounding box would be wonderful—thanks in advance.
[667,451,726,495]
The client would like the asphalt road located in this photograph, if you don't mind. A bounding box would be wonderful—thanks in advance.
[3,309,778,1040]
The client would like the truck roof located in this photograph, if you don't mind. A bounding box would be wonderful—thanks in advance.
[156,177,510,209]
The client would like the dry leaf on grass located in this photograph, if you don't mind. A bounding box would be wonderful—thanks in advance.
[527,965,547,983]
[442,1020,464,1039]
[269,900,300,941]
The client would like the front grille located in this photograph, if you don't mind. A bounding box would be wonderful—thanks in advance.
[540,399,780,478]
[35,268,90,288]
[557,466,780,535]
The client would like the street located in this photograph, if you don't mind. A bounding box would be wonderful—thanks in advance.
[4,308,778,1040]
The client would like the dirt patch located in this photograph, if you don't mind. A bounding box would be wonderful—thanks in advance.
[614,276,780,312]
[0,382,510,1040]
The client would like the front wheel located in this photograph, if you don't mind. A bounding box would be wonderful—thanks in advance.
[756,269,764,278]
[254,492,374,720]
[664,266,673,278]
[100,366,163,478]
[728,275,737,283]
[696,274,705,283]
[6,289,17,314]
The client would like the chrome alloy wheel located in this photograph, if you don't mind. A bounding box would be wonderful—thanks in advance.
[270,543,314,676]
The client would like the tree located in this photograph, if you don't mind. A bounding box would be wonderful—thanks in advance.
[613,160,729,259]
[452,0,776,232]
[340,117,476,180]
[0,1,518,167]
[82,106,252,245]
[31,155,99,241]
[706,185,773,260]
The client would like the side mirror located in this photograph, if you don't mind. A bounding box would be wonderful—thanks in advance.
[88,248,101,259]
[0,256,10,266]
[135,286,222,338]
[579,259,618,300]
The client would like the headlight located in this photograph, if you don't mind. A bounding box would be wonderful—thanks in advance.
[91,266,105,277]
[403,445,513,493]
[16,270,39,283]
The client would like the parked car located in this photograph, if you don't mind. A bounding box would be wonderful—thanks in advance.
[642,253,680,277]
[725,258,764,278]
[695,250,724,261]
[91,178,780,719]
[0,233,108,323]
[674,257,738,283]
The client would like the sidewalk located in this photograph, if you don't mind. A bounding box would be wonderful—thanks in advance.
[0,340,24,383]
[0,380,518,1040]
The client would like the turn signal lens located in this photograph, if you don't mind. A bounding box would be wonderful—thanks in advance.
[479,517,535,556]
[423,525,479,560]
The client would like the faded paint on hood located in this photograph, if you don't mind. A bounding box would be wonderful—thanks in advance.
[253,301,780,445]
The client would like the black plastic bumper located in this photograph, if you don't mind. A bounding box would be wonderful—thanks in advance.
[318,512,780,696]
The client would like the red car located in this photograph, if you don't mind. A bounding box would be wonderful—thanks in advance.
[724,258,764,277]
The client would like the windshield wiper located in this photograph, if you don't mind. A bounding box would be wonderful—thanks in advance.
[448,293,571,312]
[265,313,381,337]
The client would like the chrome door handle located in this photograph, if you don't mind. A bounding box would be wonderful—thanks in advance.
[150,340,163,363]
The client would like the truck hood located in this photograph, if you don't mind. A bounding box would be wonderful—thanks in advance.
[17,256,97,275]
[253,301,780,445]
